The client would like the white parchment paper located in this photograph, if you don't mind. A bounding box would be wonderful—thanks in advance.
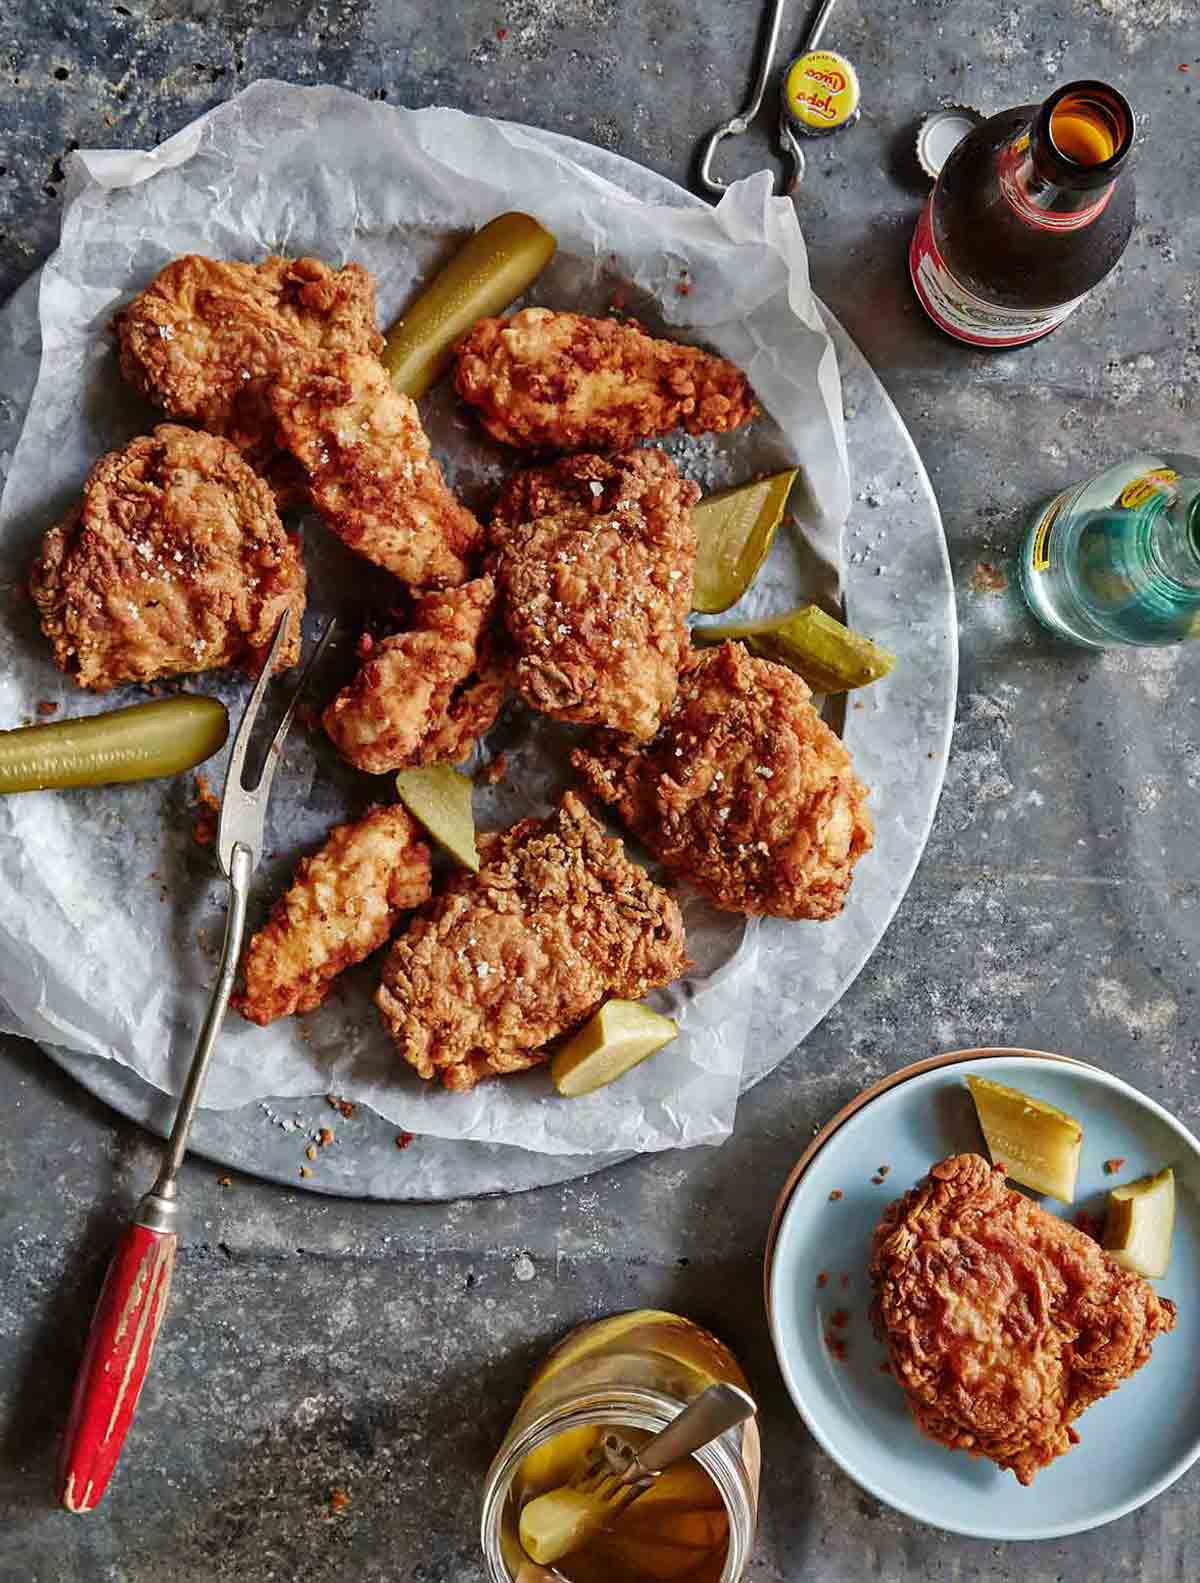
[0,82,850,1154]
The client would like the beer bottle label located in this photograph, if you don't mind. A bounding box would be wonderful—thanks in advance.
[909,200,1086,348]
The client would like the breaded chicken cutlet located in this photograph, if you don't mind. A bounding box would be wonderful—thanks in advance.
[376,791,689,1092]
[29,425,306,690]
[573,641,872,919]
[114,254,383,494]
[490,450,698,741]
[870,1154,1177,1485]
[271,351,483,588]
[323,577,506,774]
[236,805,432,1026]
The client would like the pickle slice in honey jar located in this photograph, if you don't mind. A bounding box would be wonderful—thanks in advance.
[512,1426,602,1505]
[394,765,480,871]
[383,212,557,398]
[691,469,798,615]
[966,1075,1083,1202]
[693,603,895,694]
[519,1485,611,1568]
[551,1001,678,1098]
[1104,1167,1175,1280]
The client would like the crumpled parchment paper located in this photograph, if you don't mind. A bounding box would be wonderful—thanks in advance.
[0,81,849,1154]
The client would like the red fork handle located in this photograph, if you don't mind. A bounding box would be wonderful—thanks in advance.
[56,1220,176,1513]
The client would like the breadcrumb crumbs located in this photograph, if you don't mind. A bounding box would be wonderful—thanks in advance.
[36,699,58,716]
[816,1271,828,1288]
[828,1189,843,1202]
[1104,1157,1126,1175]
[330,1488,352,1513]
[396,1131,415,1150]
[829,1308,849,1329]
[300,1166,313,1178]
[217,1176,233,1188]
[318,1127,335,1148]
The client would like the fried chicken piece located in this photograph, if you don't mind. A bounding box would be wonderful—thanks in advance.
[870,1153,1177,1485]
[376,790,689,1091]
[114,254,384,489]
[323,577,506,774]
[455,307,757,452]
[271,351,483,587]
[235,805,432,1026]
[491,450,698,741]
[574,641,872,919]
[29,425,306,690]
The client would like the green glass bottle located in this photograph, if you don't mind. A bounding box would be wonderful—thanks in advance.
[1018,453,1200,647]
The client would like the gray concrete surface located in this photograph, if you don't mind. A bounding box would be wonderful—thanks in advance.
[2,2,1199,1580]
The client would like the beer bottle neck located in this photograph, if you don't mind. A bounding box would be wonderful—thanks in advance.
[999,81,1134,231]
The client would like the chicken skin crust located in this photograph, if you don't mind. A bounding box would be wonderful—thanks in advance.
[235,804,433,1026]
[271,351,483,588]
[29,425,306,690]
[114,254,383,489]
[376,791,689,1092]
[455,308,757,452]
[491,450,698,741]
[573,641,872,919]
[870,1153,1177,1486]
[323,577,506,775]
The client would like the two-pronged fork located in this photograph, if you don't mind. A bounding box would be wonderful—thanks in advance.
[56,610,335,1514]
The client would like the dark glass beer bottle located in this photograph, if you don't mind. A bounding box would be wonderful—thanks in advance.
[910,80,1135,349]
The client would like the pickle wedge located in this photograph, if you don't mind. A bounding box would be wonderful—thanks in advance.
[519,1486,609,1567]
[551,1000,678,1098]
[693,603,895,694]
[394,765,480,871]
[383,212,557,398]
[0,695,228,794]
[1104,1167,1175,1279]
[691,469,797,615]
[966,1076,1083,1202]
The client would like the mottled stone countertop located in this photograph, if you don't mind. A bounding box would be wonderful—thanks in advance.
[1,3,1197,1580]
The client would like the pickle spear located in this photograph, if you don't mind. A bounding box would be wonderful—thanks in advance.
[551,1000,678,1097]
[691,469,797,615]
[1104,1167,1175,1279]
[693,603,895,694]
[383,212,557,399]
[394,765,480,871]
[966,1075,1083,1202]
[0,695,228,794]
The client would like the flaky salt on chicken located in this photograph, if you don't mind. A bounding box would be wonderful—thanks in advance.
[29,425,306,691]
[455,307,757,452]
[323,577,506,775]
[573,641,872,919]
[114,254,384,494]
[870,1153,1177,1485]
[236,805,432,1026]
[271,351,483,588]
[490,449,698,741]
[376,791,689,1092]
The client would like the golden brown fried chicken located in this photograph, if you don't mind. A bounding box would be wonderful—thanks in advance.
[573,641,872,919]
[491,450,698,741]
[870,1153,1177,1485]
[455,307,757,452]
[376,790,689,1091]
[271,351,483,587]
[29,425,306,691]
[114,254,383,489]
[323,577,506,775]
[236,805,432,1026]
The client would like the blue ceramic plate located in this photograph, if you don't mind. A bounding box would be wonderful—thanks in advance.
[766,1050,1200,1539]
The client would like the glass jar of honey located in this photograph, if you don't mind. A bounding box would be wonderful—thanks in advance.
[481,1310,760,1582]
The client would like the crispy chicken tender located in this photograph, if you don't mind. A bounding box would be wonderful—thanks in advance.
[271,351,483,587]
[455,307,757,452]
[235,805,433,1026]
[870,1154,1177,1485]
[114,254,384,489]
[29,425,306,691]
[573,641,872,919]
[491,450,698,741]
[323,577,506,774]
[376,790,689,1091]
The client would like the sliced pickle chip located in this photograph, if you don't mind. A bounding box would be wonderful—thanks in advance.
[394,765,480,871]
[551,1000,678,1098]
[1104,1167,1175,1279]
[627,1460,724,1512]
[512,1426,602,1504]
[0,695,229,795]
[693,603,895,694]
[691,469,798,615]
[966,1075,1083,1202]
[383,212,557,398]
[518,1485,609,1567]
